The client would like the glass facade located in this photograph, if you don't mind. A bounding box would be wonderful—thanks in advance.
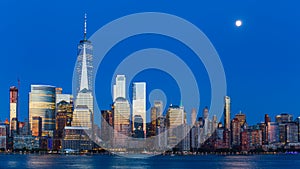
[75,40,93,94]
[132,82,146,135]
[72,105,92,129]
[29,85,56,137]
[166,105,185,148]
[113,97,130,148]
[113,75,126,101]
[62,126,92,151]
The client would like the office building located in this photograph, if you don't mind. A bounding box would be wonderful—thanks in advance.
[29,85,56,137]
[132,82,146,136]
[191,108,197,126]
[75,13,93,94]
[62,126,92,151]
[112,97,130,148]
[166,105,185,149]
[0,124,9,150]
[267,122,279,144]
[235,111,246,127]
[231,118,241,148]
[113,75,126,101]
[276,113,293,123]
[54,100,73,150]
[203,107,210,137]
[31,116,42,137]
[101,110,114,144]
[224,96,231,130]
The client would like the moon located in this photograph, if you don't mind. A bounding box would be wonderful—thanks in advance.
[235,20,242,27]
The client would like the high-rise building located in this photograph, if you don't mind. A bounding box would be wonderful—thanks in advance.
[224,96,231,130]
[150,106,157,137]
[191,108,197,126]
[9,86,18,136]
[265,114,271,124]
[154,101,163,117]
[29,85,56,137]
[275,113,293,123]
[297,117,300,142]
[113,97,130,148]
[0,123,9,150]
[231,118,241,148]
[166,105,185,149]
[101,110,114,143]
[132,82,146,136]
[75,14,93,94]
[31,116,42,137]
[56,100,73,136]
[212,115,218,134]
[203,107,210,137]
[10,118,18,137]
[113,75,126,101]
[156,115,167,150]
[286,122,298,143]
[259,122,268,145]
[267,122,279,144]
[74,14,94,130]
[149,100,163,137]
[54,100,73,150]
[235,111,246,127]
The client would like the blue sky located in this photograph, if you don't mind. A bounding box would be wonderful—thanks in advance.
[0,0,300,125]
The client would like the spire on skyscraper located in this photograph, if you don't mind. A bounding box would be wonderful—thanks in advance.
[84,13,87,40]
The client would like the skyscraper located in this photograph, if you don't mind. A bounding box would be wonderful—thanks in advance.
[54,100,73,150]
[224,96,231,130]
[166,105,185,149]
[113,75,126,101]
[9,86,18,136]
[132,82,146,136]
[203,107,210,137]
[275,113,293,123]
[149,100,163,137]
[191,108,197,126]
[231,118,241,147]
[29,85,56,137]
[267,122,279,144]
[113,97,130,148]
[235,111,246,127]
[31,116,42,137]
[75,13,93,94]
[74,14,94,129]
[101,110,114,143]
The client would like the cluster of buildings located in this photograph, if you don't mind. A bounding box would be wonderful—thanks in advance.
[0,14,95,152]
[1,14,300,154]
[190,97,300,152]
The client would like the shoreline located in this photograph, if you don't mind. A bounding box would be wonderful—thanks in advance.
[0,151,298,156]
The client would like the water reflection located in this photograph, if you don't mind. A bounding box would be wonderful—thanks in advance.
[1,154,300,169]
[220,156,257,169]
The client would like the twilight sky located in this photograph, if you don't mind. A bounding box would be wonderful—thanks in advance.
[0,0,300,125]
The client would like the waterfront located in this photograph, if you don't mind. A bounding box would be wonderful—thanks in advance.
[0,154,300,169]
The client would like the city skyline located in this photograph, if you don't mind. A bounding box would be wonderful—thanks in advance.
[1,1,300,126]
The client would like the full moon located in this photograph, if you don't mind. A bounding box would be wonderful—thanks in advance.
[235,20,242,27]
